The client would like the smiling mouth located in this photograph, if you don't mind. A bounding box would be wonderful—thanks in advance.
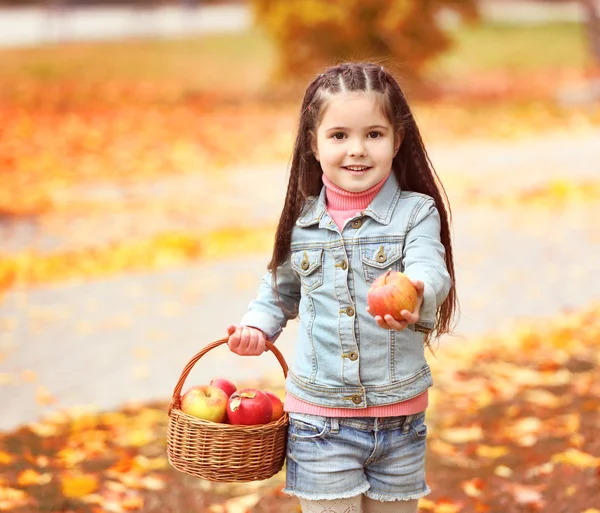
[343,165,372,172]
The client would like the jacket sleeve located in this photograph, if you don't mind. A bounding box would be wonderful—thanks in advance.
[239,255,301,341]
[402,197,452,332]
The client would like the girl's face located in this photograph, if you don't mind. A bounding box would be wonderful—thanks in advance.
[312,92,401,193]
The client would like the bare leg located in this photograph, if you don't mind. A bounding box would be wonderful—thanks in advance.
[299,495,362,513]
[362,496,418,513]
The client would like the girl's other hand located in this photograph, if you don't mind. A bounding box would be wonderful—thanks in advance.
[226,325,267,356]
[366,279,424,331]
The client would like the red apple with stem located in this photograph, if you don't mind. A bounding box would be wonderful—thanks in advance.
[209,378,237,398]
[227,389,273,425]
[180,385,228,423]
[367,270,418,321]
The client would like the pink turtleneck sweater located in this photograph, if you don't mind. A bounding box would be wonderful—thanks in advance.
[284,172,428,417]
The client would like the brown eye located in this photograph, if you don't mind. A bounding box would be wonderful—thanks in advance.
[368,131,382,138]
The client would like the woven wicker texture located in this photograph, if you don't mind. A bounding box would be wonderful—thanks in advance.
[167,338,289,482]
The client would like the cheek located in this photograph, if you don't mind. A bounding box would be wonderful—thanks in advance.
[321,146,344,163]
[377,142,397,160]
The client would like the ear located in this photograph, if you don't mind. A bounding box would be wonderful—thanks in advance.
[394,126,405,155]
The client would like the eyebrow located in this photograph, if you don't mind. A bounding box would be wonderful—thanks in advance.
[325,125,389,131]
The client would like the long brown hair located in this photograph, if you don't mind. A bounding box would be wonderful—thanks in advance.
[269,62,458,344]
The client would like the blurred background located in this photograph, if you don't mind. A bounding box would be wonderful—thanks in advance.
[0,0,599,510]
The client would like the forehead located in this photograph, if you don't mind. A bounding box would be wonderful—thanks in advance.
[319,92,389,129]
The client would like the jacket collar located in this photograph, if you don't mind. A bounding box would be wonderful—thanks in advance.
[296,172,401,227]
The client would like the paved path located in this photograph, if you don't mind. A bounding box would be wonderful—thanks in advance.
[0,4,250,48]
[1,1,599,48]
[2,130,600,255]
[1,130,600,432]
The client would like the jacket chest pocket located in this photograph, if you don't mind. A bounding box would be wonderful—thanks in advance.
[360,242,404,284]
[291,249,324,293]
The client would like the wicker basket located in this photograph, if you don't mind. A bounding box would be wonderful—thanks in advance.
[167,338,289,482]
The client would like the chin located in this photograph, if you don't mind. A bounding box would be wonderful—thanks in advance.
[346,184,372,193]
[346,178,379,193]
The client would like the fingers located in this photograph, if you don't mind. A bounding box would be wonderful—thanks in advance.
[367,307,409,331]
[412,279,425,296]
[227,326,242,352]
[236,328,254,355]
[400,309,419,324]
[382,314,408,331]
[371,313,408,331]
[252,329,266,354]
[248,328,260,354]
[245,328,266,355]
[227,326,266,356]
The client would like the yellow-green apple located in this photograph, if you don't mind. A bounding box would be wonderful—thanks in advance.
[227,389,273,425]
[180,385,228,423]
[209,378,237,398]
[264,391,284,422]
[367,270,418,321]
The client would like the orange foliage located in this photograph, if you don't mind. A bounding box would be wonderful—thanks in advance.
[1,79,599,220]
[424,303,600,511]
[0,85,297,218]
[0,305,598,511]
[0,227,275,295]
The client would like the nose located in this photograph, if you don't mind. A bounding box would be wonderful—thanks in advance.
[348,138,367,158]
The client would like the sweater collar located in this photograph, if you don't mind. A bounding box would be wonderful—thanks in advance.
[322,172,390,211]
[297,172,402,228]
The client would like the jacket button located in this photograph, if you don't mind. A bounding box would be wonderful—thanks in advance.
[352,395,362,404]
[345,306,355,317]
[341,260,347,271]
[351,219,362,229]
[348,351,358,361]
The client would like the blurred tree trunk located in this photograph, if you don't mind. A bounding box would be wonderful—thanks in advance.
[581,0,600,65]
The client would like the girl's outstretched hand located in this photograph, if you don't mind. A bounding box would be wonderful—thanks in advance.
[366,279,425,331]
[226,325,267,356]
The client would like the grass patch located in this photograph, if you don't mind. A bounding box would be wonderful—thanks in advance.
[0,28,275,96]
[0,21,589,97]
[433,21,588,74]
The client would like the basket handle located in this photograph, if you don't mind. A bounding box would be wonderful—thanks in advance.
[168,338,289,415]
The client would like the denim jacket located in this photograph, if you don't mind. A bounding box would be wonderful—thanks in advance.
[240,173,452,409]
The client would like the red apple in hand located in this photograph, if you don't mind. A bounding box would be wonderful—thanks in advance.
[227,388,273,425]
[209,378,237,398]
[367,270,418,321]
[181,385,228,423]
[264,391,284,422]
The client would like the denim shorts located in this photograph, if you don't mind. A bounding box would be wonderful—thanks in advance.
[283,411,430,502]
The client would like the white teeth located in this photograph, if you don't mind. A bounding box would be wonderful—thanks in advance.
[346,166,369,171]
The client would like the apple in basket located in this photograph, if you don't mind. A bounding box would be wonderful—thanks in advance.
[367,270,418,321]
[209,378,237,398]
[180,385,228,423]
[264,391,284,422]
[227,388,273,425]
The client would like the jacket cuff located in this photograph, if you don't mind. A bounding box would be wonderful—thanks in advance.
[415,323,433,334]
[416,281,436,331]
[240,310,282,341]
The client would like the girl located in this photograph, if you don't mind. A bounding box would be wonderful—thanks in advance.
[227,62,457,513]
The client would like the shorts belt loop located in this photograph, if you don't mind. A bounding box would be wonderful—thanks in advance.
[401,414,413,434]
[330,417,340,434]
